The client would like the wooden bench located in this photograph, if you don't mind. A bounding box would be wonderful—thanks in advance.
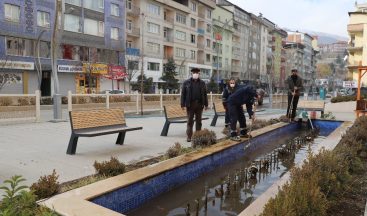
[210,101,226,126]
[67,108,143,155]
[355,99,367,117]
[297,100,325,117]
[160,104,208,136]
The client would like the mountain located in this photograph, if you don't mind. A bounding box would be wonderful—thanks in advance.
[284,28,348,45]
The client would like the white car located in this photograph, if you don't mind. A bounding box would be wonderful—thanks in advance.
[101,90,125,94]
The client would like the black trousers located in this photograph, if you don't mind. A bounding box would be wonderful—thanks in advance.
[228,103,246,133]
[286,93,300,119]
[186,101,203,138]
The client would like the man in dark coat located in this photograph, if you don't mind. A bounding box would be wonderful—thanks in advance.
[286,69,303,120]
[181,68,208,142]
[227,85,258,141]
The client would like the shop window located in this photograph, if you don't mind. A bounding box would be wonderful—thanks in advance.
[147,62,159,71]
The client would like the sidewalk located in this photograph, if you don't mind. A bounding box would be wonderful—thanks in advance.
[0,104,355,188]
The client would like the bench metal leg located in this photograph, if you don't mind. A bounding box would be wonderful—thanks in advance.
[160,121,170,136]
[116,132,126,145]
[67,134,79,155]
[210,114,218,127]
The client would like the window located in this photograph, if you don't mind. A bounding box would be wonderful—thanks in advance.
[191,34,196,44]
[4,4,20,22]
[176,13,186,25]
[127,20,132,30]
[128,60,139,70]
[147,42,160,54]
[111,27,119,40]
[64,14,81,32]
[84,18,104,36]
[206,9,211,19]
[111,3,119,16]
[206,39,210,47]
[175,30,186,41]
[83,0,104,12]
[191,18,196,28]
[126,0,132,9]
[37,11,50,28]
[126,41,132,48]
[147,62,160,71]
[39,41,51,58]
[147,3,160,15]
[206,54,210,62]
[206,24,211,33]
[190,2,196,12]
[176,48,185,58]
[190,50,196,60]
[65,0,81,6]
[6,37,34,56]
[147,22,160,34]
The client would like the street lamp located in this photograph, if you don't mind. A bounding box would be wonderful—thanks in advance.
[139,13,146,115]
[266,52,274,108]
[35,29,47,90]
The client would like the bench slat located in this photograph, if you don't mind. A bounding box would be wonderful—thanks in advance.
[298,100,325,110]
[75,126,143,137]
[213,101,226,113]
[71,108,126,130]
[164,104,187,119]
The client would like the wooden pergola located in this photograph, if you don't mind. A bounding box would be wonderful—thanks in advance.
[355,63,367,118]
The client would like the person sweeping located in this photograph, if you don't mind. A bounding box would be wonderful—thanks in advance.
[286,69,303,121]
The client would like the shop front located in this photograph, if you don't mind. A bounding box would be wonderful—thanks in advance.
[74,63,108,94]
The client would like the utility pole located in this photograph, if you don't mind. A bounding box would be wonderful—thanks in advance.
[140,13,145,115]
[51,0,63,121]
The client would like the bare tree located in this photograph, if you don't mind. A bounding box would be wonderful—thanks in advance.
[125,54,140,93]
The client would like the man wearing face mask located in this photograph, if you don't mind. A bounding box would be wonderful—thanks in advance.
[222,78,239,128]
[286,69,303,121]
[181,68,208,142]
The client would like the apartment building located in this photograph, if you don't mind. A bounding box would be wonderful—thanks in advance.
[270,28,287,90]
[0,0,125,95]
[125,0,216,92]
[347,2,367,84]
[217,0,251,81]
[258,16,274,84]
[248,13,261,81]
[212,5,233,81]
[284,42,305,84]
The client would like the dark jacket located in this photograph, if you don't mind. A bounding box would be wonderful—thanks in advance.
[222,85,239,104]
[227,85,257,116]
[286,75,303,95]
[181,78,208,108]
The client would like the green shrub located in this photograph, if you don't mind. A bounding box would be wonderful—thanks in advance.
[321,112,336,120]
[94,157,126,177]
[330,95,358,103]
[30,97,36,105]
[144,95,160,101]
[90,96,106,103]
[61,96,68,105]
[30,170,60,200]
[0,97,12,106]
[17,97,30,106]
[192,129,216,148]
[110,95,131,103]
[166,142,182,158]
[163,95,178,101]
[41,97,53,105]
[72,96,88,104]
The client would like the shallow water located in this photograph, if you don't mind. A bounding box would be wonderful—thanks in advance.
[129,130,325,216]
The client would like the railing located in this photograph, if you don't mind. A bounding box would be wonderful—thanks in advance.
[164,36,174,43]
[127,27,140,36]
[67,91,223,113]
[126,4,140,16]
[126,48,140,56]
[197,28,205,35]
[197,42,205,49]
[164,17,174,24]
[0,90,41,122]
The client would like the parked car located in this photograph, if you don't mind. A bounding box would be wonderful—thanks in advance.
[100,90,125,94]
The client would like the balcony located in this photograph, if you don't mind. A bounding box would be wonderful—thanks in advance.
[197,42,205,50]
[212,19,233,31]
[164,35,174,43]
[127,27,140,37]
[126,48,140,56]
[232,41,240,47]
[348,24,364,33]
[126,4,140,17]
[212,62,222,69]
[164,17,174,25]
[347,44,363,54]
[232,65,241,72]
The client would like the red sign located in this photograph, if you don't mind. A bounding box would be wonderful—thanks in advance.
[106,65,127,80]
[215,33,222,41]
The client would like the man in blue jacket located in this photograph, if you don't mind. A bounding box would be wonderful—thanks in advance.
[227,85,258,141]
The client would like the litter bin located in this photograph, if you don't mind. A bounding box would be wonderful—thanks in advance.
[319,88,325,100]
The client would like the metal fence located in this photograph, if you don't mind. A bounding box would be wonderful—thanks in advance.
[0,90,41,122]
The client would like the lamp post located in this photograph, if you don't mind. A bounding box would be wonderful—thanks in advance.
[139,13,145,115]
[50,0,63,121]
[35,30,47,91]
[267,52,274,108]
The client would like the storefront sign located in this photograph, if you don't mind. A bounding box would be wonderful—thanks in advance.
[343,81,357,88]
[106,65,127,79]
[83,63,108,74]
[0,60,34,70]
[58,65,83,73]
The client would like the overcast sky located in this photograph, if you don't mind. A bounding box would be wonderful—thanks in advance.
[229,0,356,37]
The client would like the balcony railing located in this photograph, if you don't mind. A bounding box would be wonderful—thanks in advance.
[212,63,222,69]
[126,4,140,16]
[197,42,205,49]
[197,28,205,35]
[232,65,241,72]
[126,48,140,56]
[164,17,174,24]
[127,27,140,36]
[164,36,174,43]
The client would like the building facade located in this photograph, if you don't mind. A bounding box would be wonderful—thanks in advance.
[248,13,261,81]
[270,28,287,90]
[347,2,367,85]
[0,0,125,95]
[125,0,216,93]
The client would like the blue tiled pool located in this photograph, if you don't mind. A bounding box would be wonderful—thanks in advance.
[91,120,343,214]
